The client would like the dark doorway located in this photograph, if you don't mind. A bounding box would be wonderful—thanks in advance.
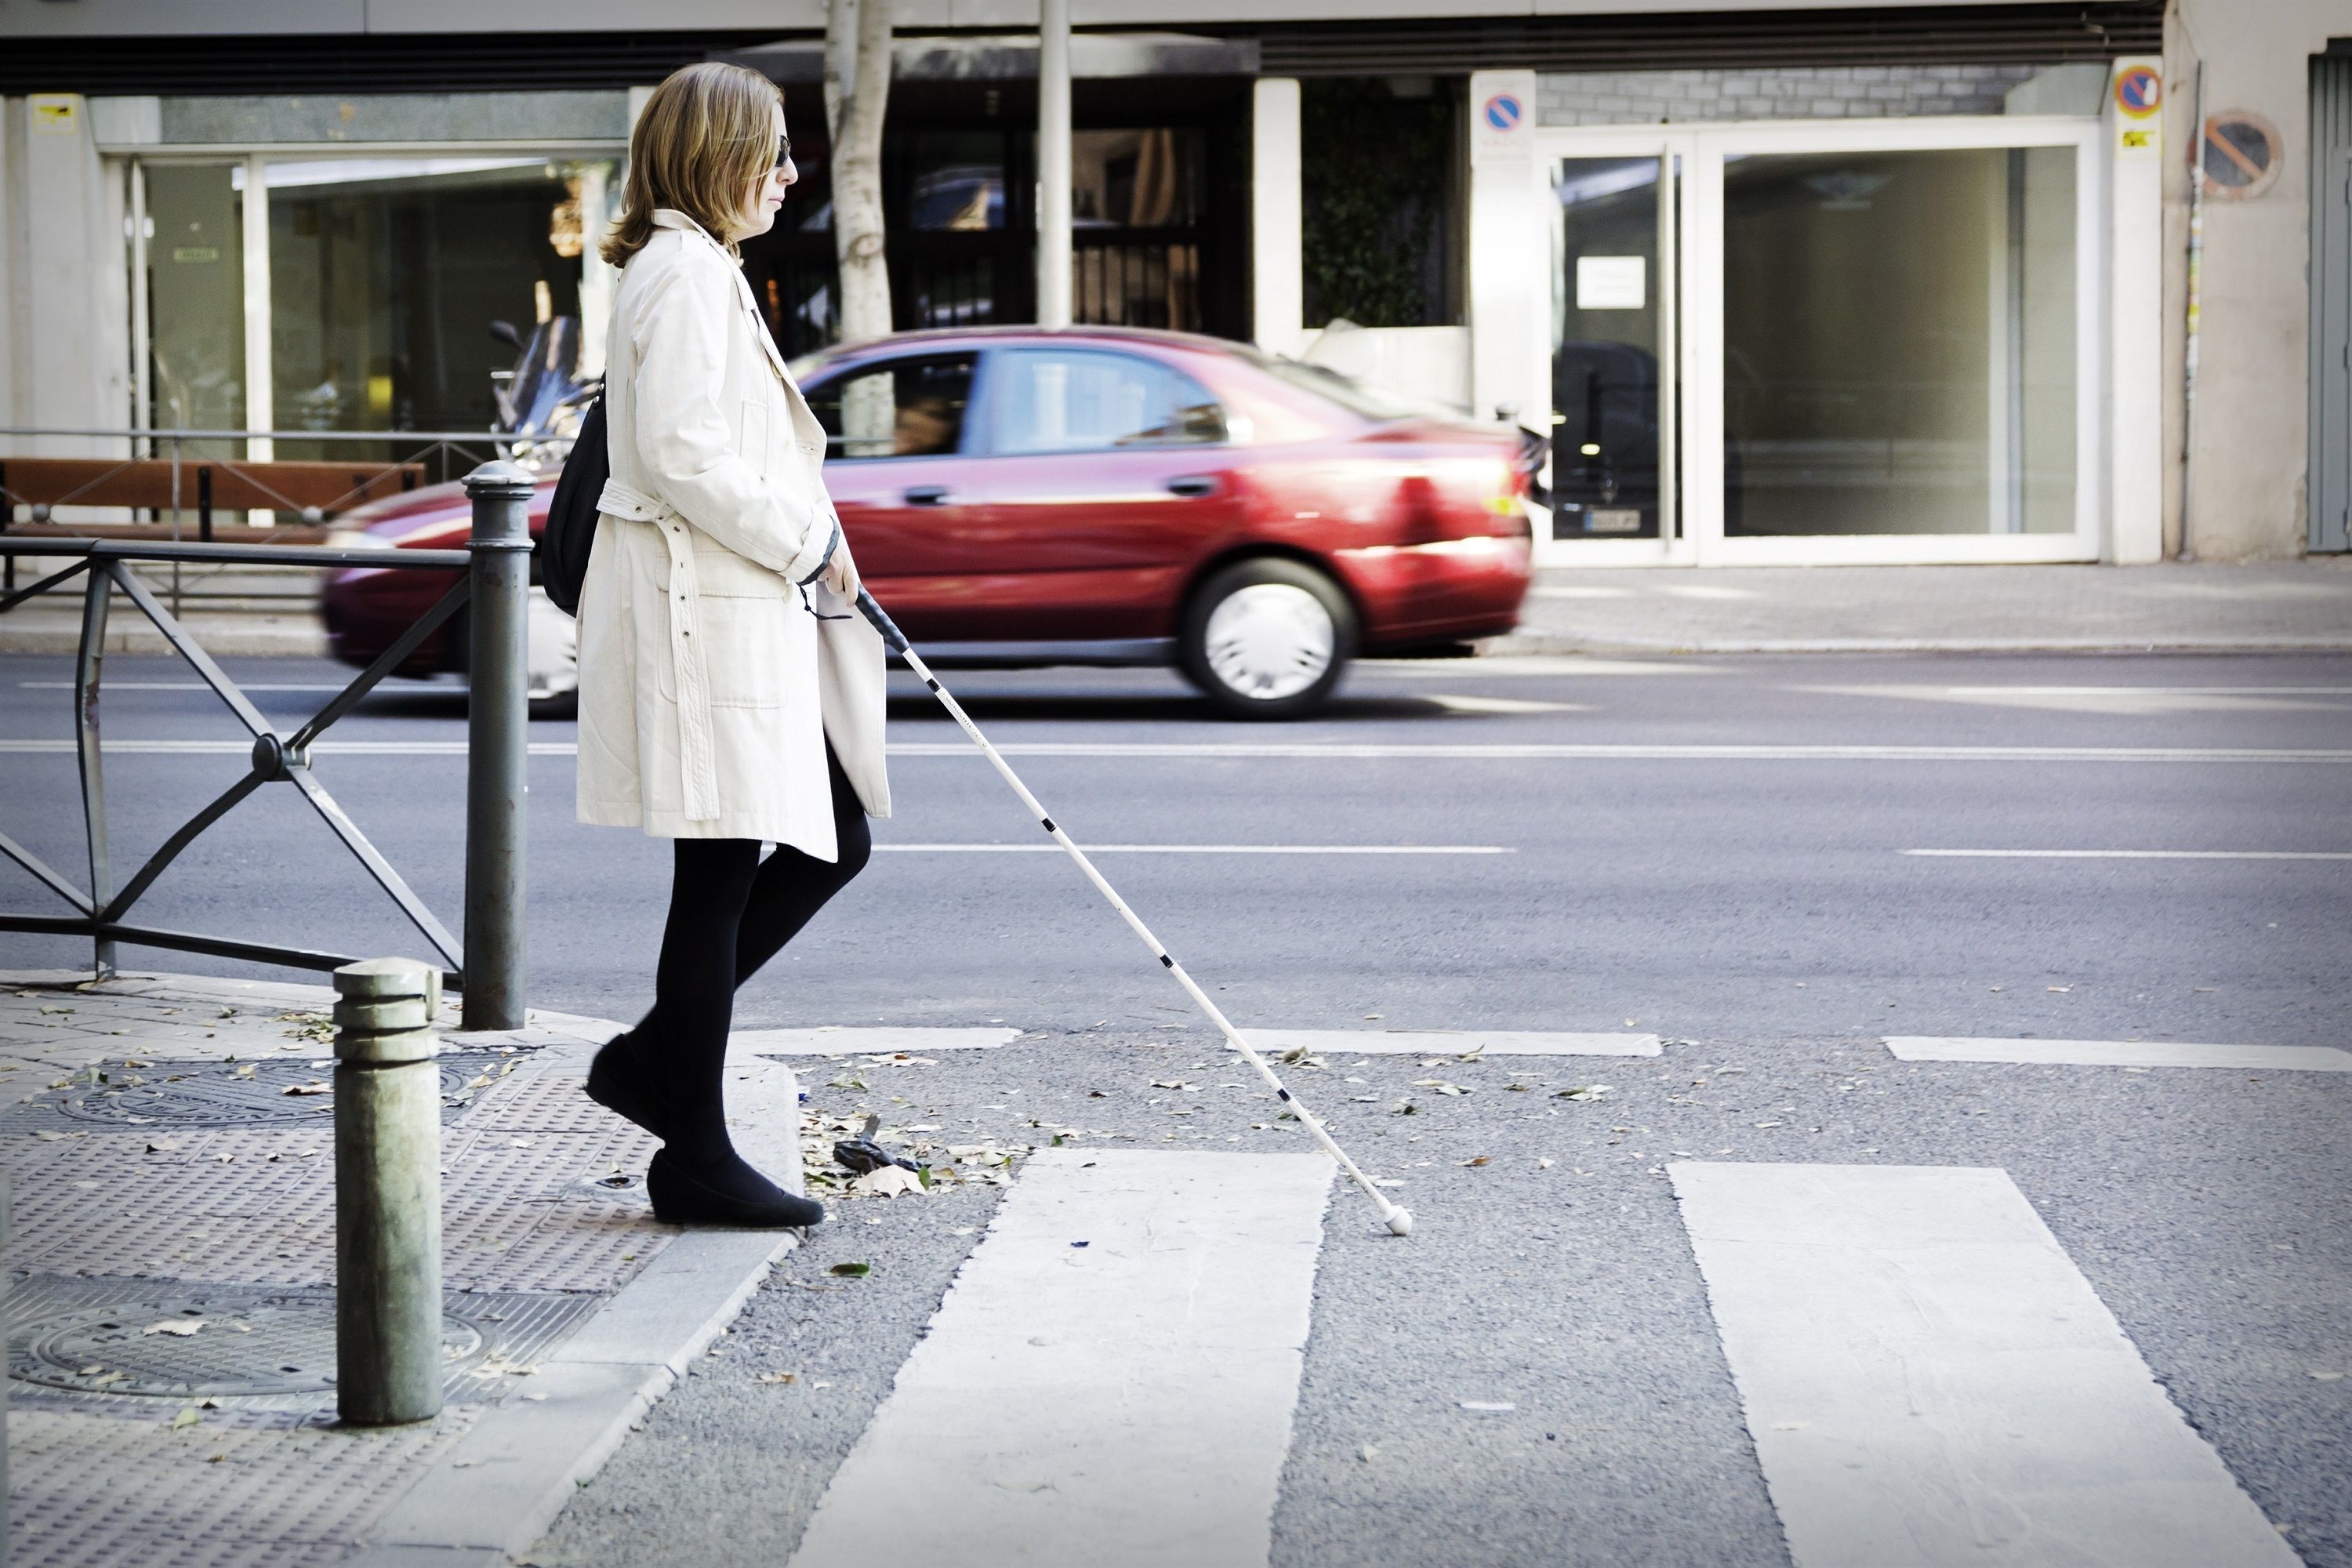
[742,77,1250,359]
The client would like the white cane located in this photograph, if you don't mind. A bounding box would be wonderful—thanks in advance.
[856,589,1414,1236]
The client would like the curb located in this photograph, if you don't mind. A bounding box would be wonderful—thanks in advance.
[0,621,330,657]
[1483,632,2352,657]
[348,1047,807,1566]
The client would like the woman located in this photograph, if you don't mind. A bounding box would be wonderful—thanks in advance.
[575,62,888,1229]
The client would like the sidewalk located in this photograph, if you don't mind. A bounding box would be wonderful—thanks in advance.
[1494,559,2352,655]
[0,968,804,1568]
[2,558,2347,661]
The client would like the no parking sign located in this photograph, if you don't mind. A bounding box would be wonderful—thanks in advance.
[2113,61,2163,158]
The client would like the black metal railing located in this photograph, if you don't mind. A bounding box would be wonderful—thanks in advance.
[0,463,534,1029]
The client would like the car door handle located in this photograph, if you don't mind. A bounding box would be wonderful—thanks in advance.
[1167,475,1218,499]
[904,485,952,507]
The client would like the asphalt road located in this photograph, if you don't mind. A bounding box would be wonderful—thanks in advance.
[3,648,2348,1565]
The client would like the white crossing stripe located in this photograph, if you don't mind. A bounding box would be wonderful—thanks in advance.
[1250,1029,1659,1057]
[1669,1163,2301,1568]
[786,1149,1332,1568]
[728,1026,1018,1058]
[1886,1036,2352,1072]
[1906,848,2352,861]
[873,843,1510,855]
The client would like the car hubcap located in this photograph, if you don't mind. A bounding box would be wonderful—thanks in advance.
[1203,583,1334,702]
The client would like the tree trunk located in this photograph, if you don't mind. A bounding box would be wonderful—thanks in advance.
[825,0,894,347]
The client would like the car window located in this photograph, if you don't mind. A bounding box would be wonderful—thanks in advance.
[806,354,978,460]
[987,348,1224,456]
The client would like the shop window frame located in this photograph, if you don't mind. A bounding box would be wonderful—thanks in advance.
[1523,114,2104,568]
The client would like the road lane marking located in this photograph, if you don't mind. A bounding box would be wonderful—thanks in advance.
[1801,683,2350,715]
[1250,1029,1659,1057]
[786,1149,1331,1568]
[1420,693,1586,714]
[1886,1036,2352,1071]
[873,843,1510,855]
[5,739,2347,763]
[728,1026,1020,1058]
[1907,848,2351,861]
[1670,1163,2300,1568]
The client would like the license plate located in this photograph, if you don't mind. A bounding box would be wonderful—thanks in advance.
[1588,509,1643,534]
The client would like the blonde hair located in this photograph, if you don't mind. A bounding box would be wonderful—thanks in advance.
[601,62,783,266]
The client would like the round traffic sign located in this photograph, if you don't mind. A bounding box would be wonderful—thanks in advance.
[1483,94,1523,133]
[2115,65,2162,119]
[2202,111,2284,200]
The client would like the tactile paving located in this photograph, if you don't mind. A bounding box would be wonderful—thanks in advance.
[8,1406,478,1568]
[2,1053,512,1133]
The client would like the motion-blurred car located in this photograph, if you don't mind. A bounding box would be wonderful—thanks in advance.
[319,326,1535,718]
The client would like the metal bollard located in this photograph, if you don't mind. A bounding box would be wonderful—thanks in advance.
[333,956,444,1427]
[461,461,533,1031]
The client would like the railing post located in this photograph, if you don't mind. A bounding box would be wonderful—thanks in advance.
[74,561,114,978]
[460,461,533,1031]
[332,956,443,1427]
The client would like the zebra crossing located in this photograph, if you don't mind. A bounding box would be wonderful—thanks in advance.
[748,1026,2328,1567]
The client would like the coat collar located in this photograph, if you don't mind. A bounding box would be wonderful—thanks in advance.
[651,208,723,245]
[648,209,792,383]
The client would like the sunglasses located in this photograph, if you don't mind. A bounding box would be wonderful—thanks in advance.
[775,134,793,171]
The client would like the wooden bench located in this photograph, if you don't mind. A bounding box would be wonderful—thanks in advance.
[0,457,429,539]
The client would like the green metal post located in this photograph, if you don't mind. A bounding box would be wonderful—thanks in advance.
[333,956,443,1427]
[461,462,534,1030]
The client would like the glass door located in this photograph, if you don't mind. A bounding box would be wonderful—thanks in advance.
[1534,131,1694,565]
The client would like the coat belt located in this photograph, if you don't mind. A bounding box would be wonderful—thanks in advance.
[597,477,723,822]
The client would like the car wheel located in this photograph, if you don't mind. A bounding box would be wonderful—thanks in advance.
[525,586,579,721]
[1179,557,1355,720]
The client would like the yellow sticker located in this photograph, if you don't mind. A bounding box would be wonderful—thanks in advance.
[30,95,78,135]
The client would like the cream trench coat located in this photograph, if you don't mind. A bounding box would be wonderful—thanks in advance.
[575,209,890,858]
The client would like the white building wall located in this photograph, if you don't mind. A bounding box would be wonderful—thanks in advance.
[2163,0,2352,561]
[0,94,128,455]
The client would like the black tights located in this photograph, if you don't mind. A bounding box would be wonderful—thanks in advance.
[644,747,870,1161]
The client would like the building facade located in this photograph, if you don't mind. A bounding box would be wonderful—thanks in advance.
[0,0,2334,567]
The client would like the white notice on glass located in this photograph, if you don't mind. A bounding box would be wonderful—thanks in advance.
[1577,256,1646,310]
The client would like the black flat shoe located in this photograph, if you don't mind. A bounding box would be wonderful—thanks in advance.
[647,1148,826,1229]
[586,1028,671,1142]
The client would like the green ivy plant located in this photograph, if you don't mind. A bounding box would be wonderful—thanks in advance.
[1301,80,1454,328]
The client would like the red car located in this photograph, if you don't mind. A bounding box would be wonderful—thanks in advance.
[320,327,1534,717]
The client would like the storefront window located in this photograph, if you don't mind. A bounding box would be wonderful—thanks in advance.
[143,164,247,446]
[261,156,619,452]
[1722,146,2077,536]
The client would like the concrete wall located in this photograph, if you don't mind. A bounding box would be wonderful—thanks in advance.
[2165,0,2352,561]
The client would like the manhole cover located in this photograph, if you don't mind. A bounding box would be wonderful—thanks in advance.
[11,1294,485,1398]
[13,1054,509,1131]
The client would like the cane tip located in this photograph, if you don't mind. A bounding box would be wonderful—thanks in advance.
[1385,1207,1414,1237]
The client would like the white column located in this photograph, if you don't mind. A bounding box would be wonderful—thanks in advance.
[1036,0,1072,329]
[241,152,274,470]
[14,94,128,458]
[1466,71,1541,428]
[1250,78,1304,357]
[2106,57,2165,563]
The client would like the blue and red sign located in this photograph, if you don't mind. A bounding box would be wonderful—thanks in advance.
[2114,66,2162,119]
[1483,94,1523,134]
